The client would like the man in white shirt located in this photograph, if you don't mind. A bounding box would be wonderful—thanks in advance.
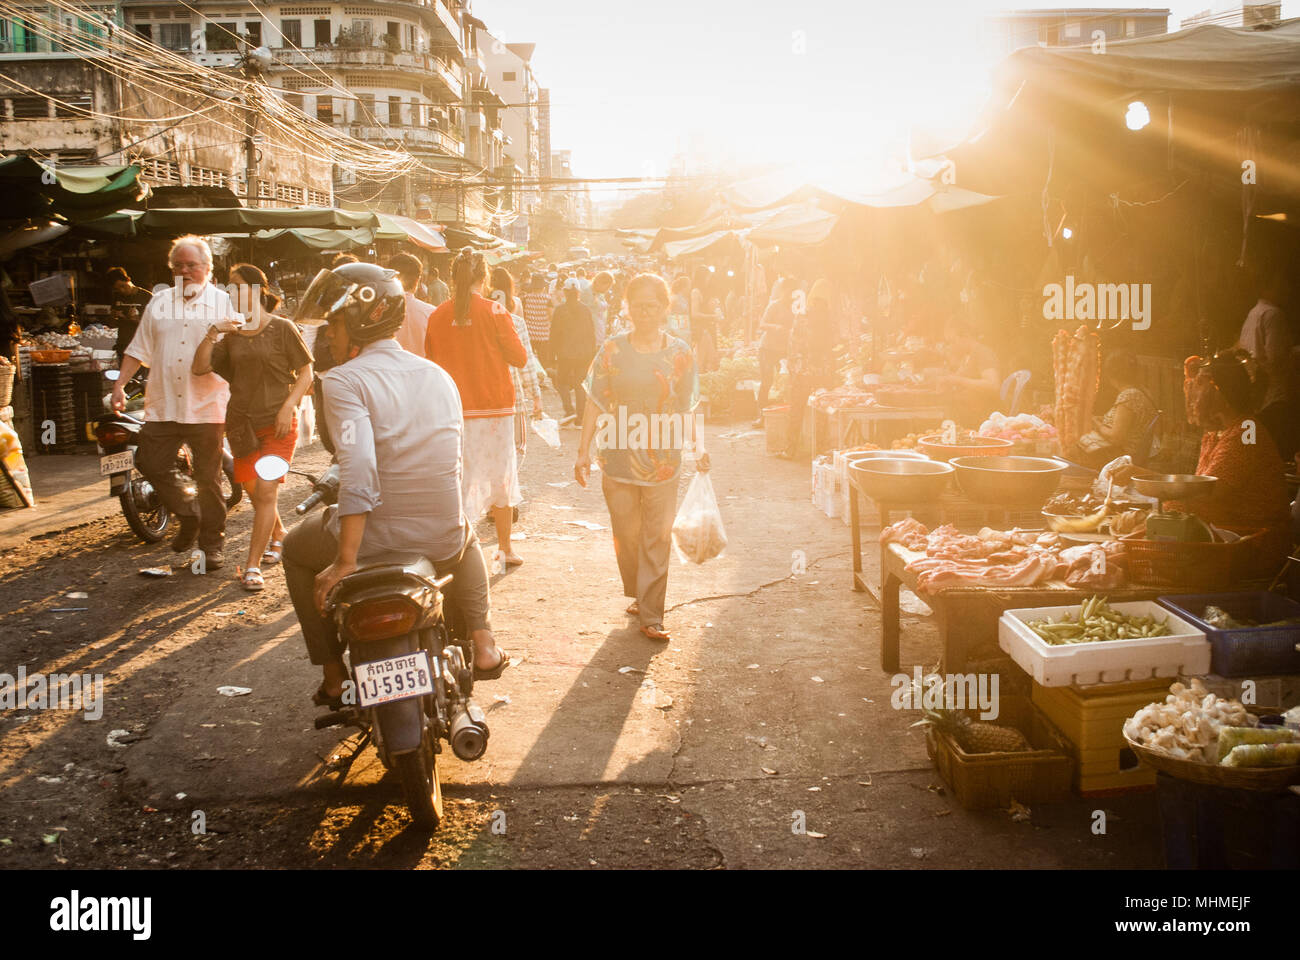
[386,252,434,358]
[112,235,240,567]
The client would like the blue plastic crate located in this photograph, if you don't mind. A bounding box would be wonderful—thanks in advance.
[1158,592,1300,678]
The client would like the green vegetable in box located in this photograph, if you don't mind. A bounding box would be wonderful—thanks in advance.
[698,355,760,414]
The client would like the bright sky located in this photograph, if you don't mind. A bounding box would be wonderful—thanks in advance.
[470,0,1294,188]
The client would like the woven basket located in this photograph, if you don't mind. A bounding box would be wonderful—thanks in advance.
[1121,528,1264,591]
[0,363,12,407]
[1123,732,1300,792]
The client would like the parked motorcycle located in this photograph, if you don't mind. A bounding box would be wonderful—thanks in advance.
[92,369,242,543]
[267,456,489,829]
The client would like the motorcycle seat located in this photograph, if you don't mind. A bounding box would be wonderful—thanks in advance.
[333,555,437,600]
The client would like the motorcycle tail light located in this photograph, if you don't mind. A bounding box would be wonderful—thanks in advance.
[95,423,129,447]
[344,597,419,641]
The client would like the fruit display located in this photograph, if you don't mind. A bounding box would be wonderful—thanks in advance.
[1052,325,1100,453]
[978,412,1058,444]
[1024,596,1172,644]
[890,429,941,450]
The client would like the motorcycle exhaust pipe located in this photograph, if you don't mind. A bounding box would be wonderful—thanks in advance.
[449,700,489,761]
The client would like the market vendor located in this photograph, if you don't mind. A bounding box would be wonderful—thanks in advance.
[1162,350,1291,574]
[106,267,152,362]
[1066,351,1158,468]
[936,317,1000,414]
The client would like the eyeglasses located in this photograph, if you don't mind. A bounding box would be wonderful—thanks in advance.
[628,301,664,314]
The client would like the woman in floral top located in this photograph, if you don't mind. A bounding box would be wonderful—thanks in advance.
[575,273,709,641]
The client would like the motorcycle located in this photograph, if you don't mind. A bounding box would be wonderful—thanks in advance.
[266,456,489,830]
[92,369,242,544]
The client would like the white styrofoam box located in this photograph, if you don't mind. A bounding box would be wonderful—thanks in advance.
[999,600,1210,687]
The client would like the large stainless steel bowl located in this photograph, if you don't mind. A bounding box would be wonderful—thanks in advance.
[848,458,953,503]
[1132,473,1218,501]
[950,455,1067,505]
[845,449,928,464]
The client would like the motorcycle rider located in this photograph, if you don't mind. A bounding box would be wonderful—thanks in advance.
[283,262,510,709]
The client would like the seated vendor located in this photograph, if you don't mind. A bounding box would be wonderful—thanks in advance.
[937,318,1000,414]
[1163,350,1291,574]
[1068,352,1158,468]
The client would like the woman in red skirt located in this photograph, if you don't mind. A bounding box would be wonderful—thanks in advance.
[193,263,314,590]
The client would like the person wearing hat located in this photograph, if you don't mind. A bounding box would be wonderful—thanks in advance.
[780,279,837,459]
[550,278,597,420]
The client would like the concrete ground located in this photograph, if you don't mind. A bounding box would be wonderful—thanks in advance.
[0,411,1166,869]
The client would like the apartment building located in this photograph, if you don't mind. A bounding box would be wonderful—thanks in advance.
[982,7,1170,57]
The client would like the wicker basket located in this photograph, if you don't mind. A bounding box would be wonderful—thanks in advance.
[924,697,1074,809]
[1123,732,1300,792]
[0,363,12,408]
[1121,528,1264,591]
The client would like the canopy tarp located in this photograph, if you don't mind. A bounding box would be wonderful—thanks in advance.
[443,224,504,250]
[139,206,380,234]
[0,157,150,223]
[378,214,448,252]
[663,229,744,261]
[743,203,841,247]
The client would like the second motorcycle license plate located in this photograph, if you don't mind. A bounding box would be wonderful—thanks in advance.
[355,651,434,708]
[100,450,134,475]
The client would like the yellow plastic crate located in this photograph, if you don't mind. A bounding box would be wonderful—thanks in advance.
[1032,678,1174,796]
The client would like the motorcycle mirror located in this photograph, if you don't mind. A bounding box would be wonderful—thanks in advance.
[104,369,120,382]
[254,455,290,482]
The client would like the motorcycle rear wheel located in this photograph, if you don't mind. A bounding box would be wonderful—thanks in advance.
[394,734,443,830]
[120,477,170,543]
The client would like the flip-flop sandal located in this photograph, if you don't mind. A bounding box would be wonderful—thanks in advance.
[312,684,346,710]
[262,540,284,566]
[473,648,512,681]
[626,601,639,616]
[640,625,671,641]
[239,566,265,592]
[503,554,524,567]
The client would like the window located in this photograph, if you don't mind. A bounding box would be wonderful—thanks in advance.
[275,183,304,203]
[258,180,275,199]
[53,93,92,118]
[10,97,49,120]
[192,166,228,188]
[502,71,516,82]
[134,23,152,42]
[282,92,303,112]
[356,93,376,123]
[1063,20,1081,39]
[205,21,239,51]
[312,18,330,45]
[351,19,371,38]
[386,21,399,41]
[280,19,301,46]
[404,24,414,50]
[1124,17,1136,37]
[17,19,41,52]
[388,95,402,126]
[243,21,261,46]
[316,95,333,122]
[158,22,189,50]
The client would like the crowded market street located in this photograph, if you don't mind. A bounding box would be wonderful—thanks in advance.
[0,419,1168,869]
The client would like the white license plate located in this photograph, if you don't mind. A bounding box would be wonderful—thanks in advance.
[354,650,434,708]
[100,450,134,475]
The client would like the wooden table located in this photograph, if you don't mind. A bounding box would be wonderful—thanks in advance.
[811,403,945,455]
[876,542,1175,674]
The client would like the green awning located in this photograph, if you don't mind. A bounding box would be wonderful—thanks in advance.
[246,227,376,257]
[139,206,381,234]
[0,157,150,223]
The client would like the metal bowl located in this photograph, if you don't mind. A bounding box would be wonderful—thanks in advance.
[1132,473,1218,501]
[845,449,929,464]
[848,458,953,504]
[950,456,1067,505]
[917,434,1015,461]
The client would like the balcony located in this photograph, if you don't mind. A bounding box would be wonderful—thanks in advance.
[272,47,462,99]
[342,123,462,157]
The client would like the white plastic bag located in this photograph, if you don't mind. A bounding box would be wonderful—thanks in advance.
[672,472,728,564]
[531,416,561,449]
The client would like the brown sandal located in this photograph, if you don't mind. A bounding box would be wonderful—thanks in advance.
[626,601,639,616]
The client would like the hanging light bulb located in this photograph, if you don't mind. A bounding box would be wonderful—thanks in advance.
[1125,101,1150,131]
[1062,227,1073,240]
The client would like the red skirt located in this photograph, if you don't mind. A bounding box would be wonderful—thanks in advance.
[232,416,298,484]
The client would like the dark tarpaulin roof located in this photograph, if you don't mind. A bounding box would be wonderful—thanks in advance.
[138,207,380,233]
[0,157,149,223]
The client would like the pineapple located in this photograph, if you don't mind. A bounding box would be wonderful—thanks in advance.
[914,707,1032,754]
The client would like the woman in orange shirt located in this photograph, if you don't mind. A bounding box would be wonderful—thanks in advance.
[425,248,528,565]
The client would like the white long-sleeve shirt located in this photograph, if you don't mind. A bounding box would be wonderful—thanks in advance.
[322,339,465,564]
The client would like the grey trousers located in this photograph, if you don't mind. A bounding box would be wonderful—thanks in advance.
[283,510,492,665]
[135,420,226,551]
[601,474,679,629]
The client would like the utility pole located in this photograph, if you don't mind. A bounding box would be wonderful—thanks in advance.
[239,32,269,208]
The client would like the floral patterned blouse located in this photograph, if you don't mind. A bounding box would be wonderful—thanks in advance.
[583,333,699,485]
